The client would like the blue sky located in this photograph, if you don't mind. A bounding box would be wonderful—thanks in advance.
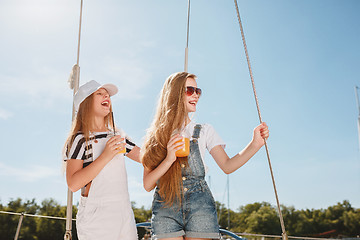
[0,0,359,213]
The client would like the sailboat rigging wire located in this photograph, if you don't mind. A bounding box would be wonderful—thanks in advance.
[227,175,230,229]
[65,1,84,239]
[354,86,360,150]
[76,0,83,67]
[355,86,360,115]
[184,0,191,72]
[233,1,288,240]
[217,175,228,221]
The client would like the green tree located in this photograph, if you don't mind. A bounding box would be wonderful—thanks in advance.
[245,205,281,235]
[216,201,238,231]
[234,202,272,233]
[281,205,300,236]
[343,208,360,236]
[1,198,359,239]
[294,209,322,235]
[324,200,359,237]
[36,198,66,240]
[132,201,152,223]
[0,198,38,240]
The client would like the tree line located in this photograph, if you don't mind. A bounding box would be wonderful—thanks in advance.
[216,200,360,238]
[0,198,359,240]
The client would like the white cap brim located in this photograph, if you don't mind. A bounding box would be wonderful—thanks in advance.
[74,80,118,112]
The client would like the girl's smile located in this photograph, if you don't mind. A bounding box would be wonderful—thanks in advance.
[185,77,200,113]
[101,99,110,108]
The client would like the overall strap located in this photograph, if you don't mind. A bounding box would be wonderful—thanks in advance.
[184,124,205,178]
[192,124,202,140]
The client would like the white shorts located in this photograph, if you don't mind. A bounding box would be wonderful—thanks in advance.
[76,196,138,240]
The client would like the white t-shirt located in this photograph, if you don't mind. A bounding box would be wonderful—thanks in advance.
[181,121,226,173]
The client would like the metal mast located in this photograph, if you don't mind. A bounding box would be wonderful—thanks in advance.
[64,0,83,239]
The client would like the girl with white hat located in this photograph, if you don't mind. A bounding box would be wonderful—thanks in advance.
[63,80,140,240]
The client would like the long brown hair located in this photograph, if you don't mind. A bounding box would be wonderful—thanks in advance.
[64,93,114,159]
[141,72,197,206]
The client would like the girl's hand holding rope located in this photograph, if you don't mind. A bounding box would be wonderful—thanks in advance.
[252,122,269,148]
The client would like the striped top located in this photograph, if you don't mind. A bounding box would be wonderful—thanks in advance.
[64,131,136,168]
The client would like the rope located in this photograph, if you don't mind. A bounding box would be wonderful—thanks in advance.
[0,211,76,221]
[184,0,191,72]
[76,0,83,67]
[232,1,288,240]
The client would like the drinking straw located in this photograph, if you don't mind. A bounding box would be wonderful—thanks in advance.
[111,112,116,134]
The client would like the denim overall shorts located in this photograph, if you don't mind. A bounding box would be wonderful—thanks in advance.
[151,124,220,239]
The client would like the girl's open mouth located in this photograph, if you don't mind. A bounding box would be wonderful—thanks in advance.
[189,100,197,106]
[101,100,110,107]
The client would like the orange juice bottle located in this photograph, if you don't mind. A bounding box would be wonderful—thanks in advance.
[175,137,190,157]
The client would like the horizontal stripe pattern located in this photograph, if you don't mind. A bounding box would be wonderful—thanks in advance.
[65,132,136,168]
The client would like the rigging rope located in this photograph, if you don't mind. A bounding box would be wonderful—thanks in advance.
[233,1,288,239]
[65,1,83,239]
[184,0,191,72]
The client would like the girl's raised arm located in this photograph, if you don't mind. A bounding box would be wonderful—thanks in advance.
[210,122,269,174]
[126,146,141,163]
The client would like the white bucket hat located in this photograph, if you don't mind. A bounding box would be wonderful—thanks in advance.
[74,80,118,112]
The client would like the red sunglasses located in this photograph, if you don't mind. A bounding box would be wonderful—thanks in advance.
[186,86,202,97]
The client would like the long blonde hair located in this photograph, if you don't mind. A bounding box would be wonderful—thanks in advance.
[64,93,114,159]
[141,72,197,206]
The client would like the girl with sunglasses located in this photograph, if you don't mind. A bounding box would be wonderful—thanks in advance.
[141,72,269,240]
